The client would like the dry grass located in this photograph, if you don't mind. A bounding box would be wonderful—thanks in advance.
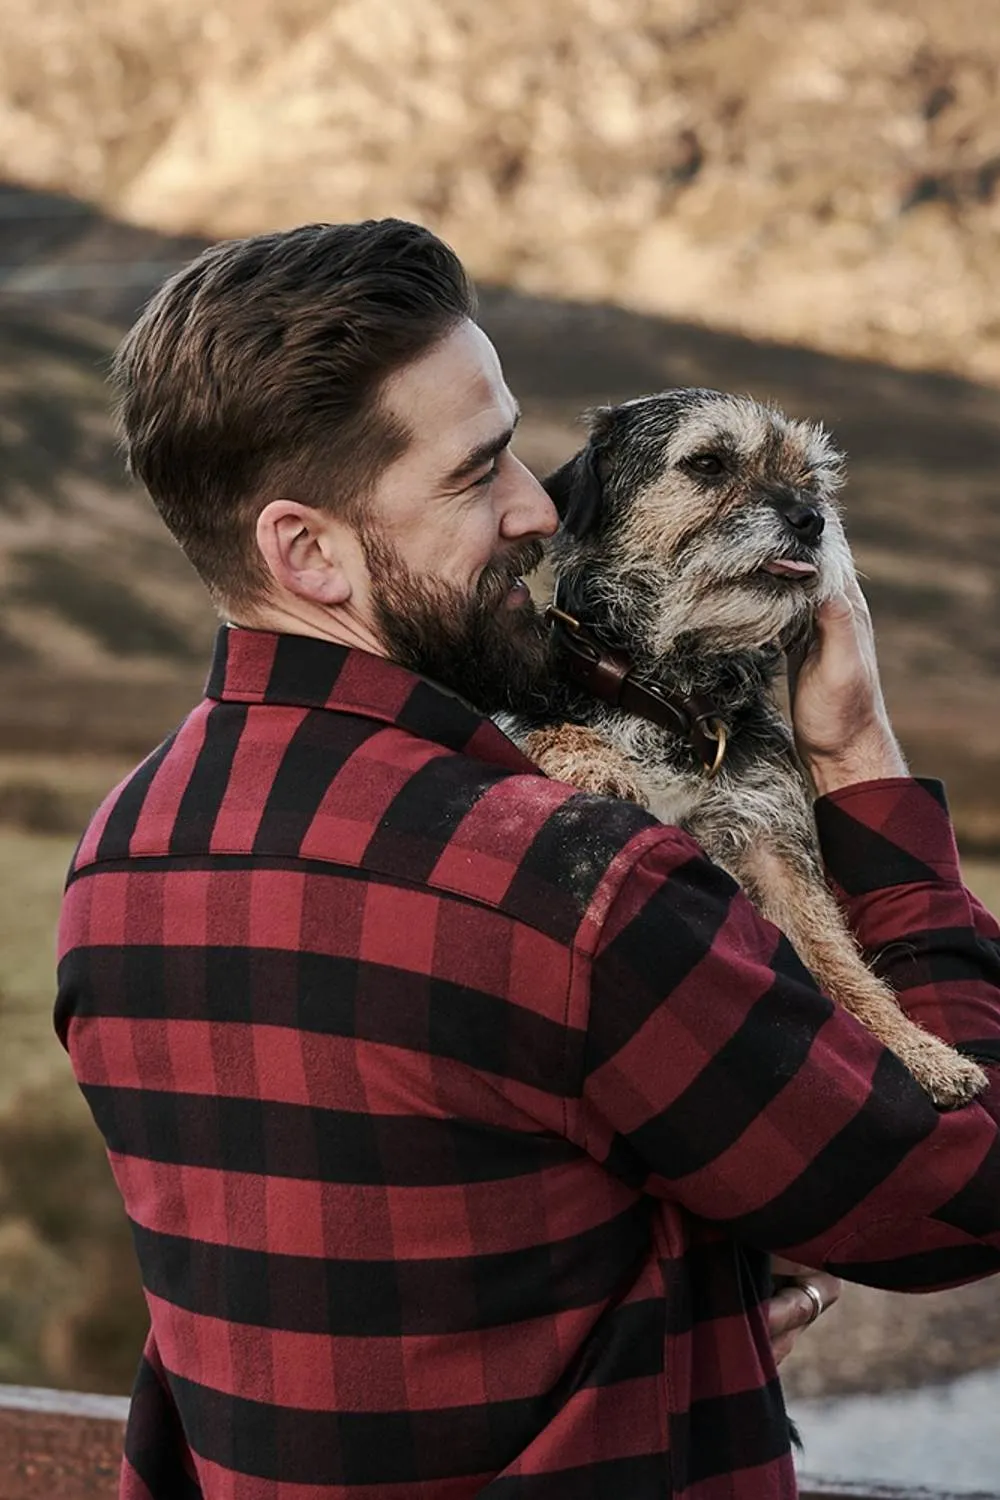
[2,5,999,1392]
[0,1084,146,1392]
[0,751,133,834]
[963,860,1000,919]
[0,821,147,1392]
[1,294,998,835]
[4,0,1000,381]
[0,828,80,1106]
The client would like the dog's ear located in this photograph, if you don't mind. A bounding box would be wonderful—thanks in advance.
[543,445,604,540]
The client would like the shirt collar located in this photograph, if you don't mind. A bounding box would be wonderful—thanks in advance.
[205,625,538,774]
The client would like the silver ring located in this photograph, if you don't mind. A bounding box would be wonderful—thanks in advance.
[798,1279,825,1326]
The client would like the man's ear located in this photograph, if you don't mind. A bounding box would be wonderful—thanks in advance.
[255,500,355,607]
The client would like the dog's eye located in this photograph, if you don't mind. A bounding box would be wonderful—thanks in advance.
[685,453,726,477]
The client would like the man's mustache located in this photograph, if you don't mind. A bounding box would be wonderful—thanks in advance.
[476,540,546,609]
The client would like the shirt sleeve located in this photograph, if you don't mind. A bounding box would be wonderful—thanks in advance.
[815,777,1000,1059]
[578,777,1000,1291]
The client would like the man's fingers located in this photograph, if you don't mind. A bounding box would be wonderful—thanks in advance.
[810,591,860,661]
[767,1271,842,1343]
[816,589,855,625]
[785,587,861,692]
[841,571,870,612]
[767,1284,816,1340]
[771,1329,799,1366]
[767,1262,841,1368]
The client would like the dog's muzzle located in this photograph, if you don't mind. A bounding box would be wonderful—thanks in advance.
[766,487,826,548]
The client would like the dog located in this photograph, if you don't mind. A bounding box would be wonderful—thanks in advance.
[509,389,986,1110]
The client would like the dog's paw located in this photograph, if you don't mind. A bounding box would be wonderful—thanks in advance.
[522,725,649,806]
[889,1027,988,1109]
[796,949,989,1110]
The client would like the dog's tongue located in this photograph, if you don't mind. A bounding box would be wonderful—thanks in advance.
[762,559,819,578]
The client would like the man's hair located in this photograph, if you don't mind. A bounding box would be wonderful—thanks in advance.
[111,219,477,611]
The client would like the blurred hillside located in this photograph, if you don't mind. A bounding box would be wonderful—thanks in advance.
[2,0,1000,380]
[0,299,215,755]
[1,189,998,844]
[1,3,999,1399]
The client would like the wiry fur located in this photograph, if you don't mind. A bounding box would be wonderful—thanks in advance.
[506,389,986,1108]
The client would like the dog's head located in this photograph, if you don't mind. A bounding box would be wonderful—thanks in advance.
[544,389,853,655]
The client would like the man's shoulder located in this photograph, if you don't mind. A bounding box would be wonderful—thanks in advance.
[356,747,670,947]
[68,696,678,948]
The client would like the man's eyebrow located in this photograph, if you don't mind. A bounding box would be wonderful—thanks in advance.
[444,408,522,486]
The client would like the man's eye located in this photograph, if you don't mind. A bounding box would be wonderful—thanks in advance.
[472,459,500,488]
[685,452,726,477]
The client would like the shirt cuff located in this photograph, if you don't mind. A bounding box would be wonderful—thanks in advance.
[815,777,1000,1052]
[815,777,962,896]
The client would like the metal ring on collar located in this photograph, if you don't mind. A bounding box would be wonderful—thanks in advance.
[703,720,728,780]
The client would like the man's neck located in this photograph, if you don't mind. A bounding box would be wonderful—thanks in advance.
[227,606,489,719]
[232,598,386,658]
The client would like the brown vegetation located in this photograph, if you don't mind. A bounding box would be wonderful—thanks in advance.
[0,1083,145,1394]
[4,263,996,841]
[2,0,1000,381]
[0,0,998,1406]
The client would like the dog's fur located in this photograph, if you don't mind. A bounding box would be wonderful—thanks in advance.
[507,389,986,1109]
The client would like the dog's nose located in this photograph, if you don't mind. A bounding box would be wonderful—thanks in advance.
[783,503,825,545]
[770,491,825,546]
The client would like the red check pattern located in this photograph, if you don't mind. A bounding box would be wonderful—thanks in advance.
[56,626,1000,1500]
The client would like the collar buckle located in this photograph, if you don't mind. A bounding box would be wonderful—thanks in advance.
[545,603,582,634]
[547,580,729,779]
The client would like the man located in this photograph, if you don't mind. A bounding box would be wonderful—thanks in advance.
[57,220,1000,1499]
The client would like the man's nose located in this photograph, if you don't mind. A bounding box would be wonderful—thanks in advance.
[768,487,825,546]
[500,458,560,540]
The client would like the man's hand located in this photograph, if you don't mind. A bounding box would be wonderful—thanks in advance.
[788,576,908,797]
[768,1257,842,1366]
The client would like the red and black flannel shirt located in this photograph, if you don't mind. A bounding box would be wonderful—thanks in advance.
[57,626,1000,1500]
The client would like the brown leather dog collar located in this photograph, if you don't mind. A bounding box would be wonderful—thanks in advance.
[546,581,728,778]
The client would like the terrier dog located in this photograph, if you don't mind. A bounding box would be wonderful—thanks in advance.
[512,389,986,1109]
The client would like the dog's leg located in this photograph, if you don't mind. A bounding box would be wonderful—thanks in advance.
[734,841,987,1108]
[520,723,651,806]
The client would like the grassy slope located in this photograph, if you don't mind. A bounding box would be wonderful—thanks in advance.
[0,303,216,735]
[1,214,998,1398]
[965,860,1000,919]
[0,829,78,1105]
[2,285,999,839]
[3,2,1000,383]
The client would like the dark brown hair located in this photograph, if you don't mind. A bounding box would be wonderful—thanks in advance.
[111,219,477,611]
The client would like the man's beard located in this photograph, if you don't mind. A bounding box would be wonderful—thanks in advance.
[360,528,554,717]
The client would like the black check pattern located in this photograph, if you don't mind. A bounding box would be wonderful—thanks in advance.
[56,627,1000,1499]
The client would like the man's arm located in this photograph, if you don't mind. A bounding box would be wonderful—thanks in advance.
[577,799,1000,1287]
[791,576,1000,1067]
[574,579,1000,1287]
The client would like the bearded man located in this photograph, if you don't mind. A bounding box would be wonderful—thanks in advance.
[57,220,1000,1500]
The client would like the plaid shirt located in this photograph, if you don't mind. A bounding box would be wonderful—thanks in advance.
[57,626,1000,1500]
